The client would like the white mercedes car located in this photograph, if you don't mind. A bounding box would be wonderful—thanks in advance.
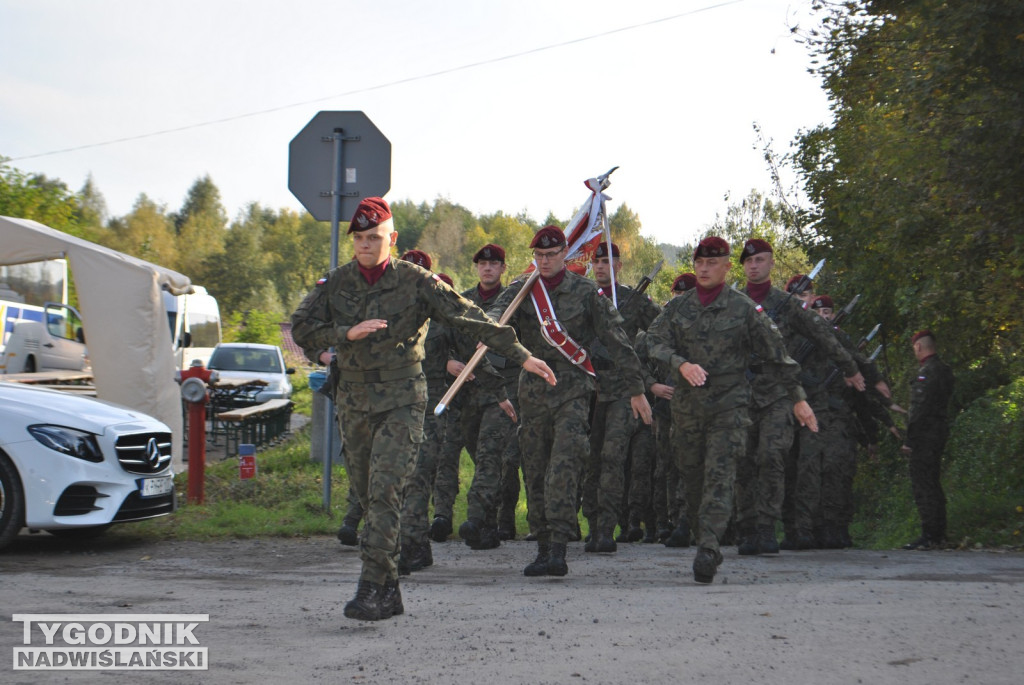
[0,383,176,550]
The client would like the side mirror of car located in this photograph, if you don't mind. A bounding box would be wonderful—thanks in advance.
[286,367,296,375]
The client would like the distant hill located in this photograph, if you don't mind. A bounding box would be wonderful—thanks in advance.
[657,242,685,266]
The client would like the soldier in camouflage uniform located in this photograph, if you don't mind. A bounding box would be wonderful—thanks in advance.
[488,226,652,577]
[646,237,817,584]
[429,399,463,541]
[901,330,954,550]
[582,242,661,552]
[291,198,555,621]
[737,240,864,555]
[451,244,523,549]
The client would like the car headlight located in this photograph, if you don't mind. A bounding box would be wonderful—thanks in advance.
[27,425,104,463]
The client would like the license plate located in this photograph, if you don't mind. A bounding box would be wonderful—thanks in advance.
[139,476,173,498]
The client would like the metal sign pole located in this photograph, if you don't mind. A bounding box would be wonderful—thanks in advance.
[322,128,344,513]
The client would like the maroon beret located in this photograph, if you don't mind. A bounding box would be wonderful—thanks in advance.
[786,274,811,293]
[811,294,834,310]
[530,225,566,249]
[693,236,730,260]
[740,238,773,264]
[911,329,934,344]
[473,243,506,263]
[401,249,432,270]
[347,197,392,234]
[436,273,454,287]
[672,273,697,292]
[592,242,620,260]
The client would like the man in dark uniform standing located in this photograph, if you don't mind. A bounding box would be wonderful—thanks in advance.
[489,226,652,577]
[646,236,817,584]
[901,330,954,550]
[291,198,555,620]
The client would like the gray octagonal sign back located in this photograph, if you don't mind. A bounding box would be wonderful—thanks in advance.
[288,111,391,222]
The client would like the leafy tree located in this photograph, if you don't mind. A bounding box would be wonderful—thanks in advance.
[0,160,82,235]
[173,175,227,279]
[792,0,1024,388]
[105,194,178,266]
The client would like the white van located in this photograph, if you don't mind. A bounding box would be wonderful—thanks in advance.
[0,302,90,374]
[163,286,222,370]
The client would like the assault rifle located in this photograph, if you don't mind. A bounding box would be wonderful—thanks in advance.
[766,258,825,323]
[619,259,663,312]
[831,294,860,328]
[857,323,881,351]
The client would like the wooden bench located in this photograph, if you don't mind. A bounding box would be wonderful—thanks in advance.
[214,399,294,455]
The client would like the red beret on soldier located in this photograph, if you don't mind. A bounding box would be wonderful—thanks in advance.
[593,242,620,259]
[401,249,432,270]
[347,197,392,234]
[530,225,566,249]
[436,273,454,287]
[693,236,730,260]
[473,243,506,263]
[911,329,934,344]
[739,238,773,264]
[672,272,697,292]
[786,274,811,293]
[811,294,834,310]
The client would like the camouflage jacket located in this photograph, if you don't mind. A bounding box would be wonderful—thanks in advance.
[591,283,662,402]
[449,284,514,407]
[290,258,529,413]
[646,286,806,416]
[488,270,645,404]
[749,285,858,409]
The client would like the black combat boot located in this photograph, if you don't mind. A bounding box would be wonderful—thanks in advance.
[547,542,569,576]
[656,526,673,543]
[397,543,412,576]
[737,526,761,556]
[337,522,359,546]
[594,528,617,553]
[471,526,501,550]
[459,518,482,547]
[429,516,452,543]
[692,547,724,584]
[839,525,853,548]
[780,527,799,550]
[407,540,433,571]
[343,580,385,621]
[381,578,404,618]
[664,520,691,548]
[794,529,816,550]
[820,524,844,549]
[524,542,552,576]
[625,515,645,542]
[497,513,516,541]
[758,525,780,554]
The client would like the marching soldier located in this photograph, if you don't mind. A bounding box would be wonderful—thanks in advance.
[291,197,555,620]
[646,236,816,584]
[488,226,652,577]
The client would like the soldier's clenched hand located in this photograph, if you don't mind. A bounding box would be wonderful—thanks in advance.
[499,399,517,422]
[346,319,388,341]
[678,361,707,387]
[630,394,653,425]
[793,400,818,432]
[651,383,674,400]
[522,356,557,386]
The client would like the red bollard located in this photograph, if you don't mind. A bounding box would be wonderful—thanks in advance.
[177,361,216,505]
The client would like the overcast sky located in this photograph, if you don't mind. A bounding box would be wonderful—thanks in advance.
[1,0,831,247]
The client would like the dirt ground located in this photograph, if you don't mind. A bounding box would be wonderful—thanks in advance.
[2,532,1022,684]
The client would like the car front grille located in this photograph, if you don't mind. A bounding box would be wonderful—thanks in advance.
[113,490,176,522]
[115,432,173,475]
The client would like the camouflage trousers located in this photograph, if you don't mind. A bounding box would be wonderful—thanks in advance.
[583,397,642,532]
[654,412,681,530]
[908,435,948,541]
[342,485,364,528]
[736,398,794,530]
[431,403,463,523]
[520,393,591,544]
[821,407,857,527]
[788,409,835,533]
[462,399,519,527]
[339,401,425,585]
[497,425,522,532]
[399,400,448,546]
[673,405,750,553]
[625,422,656,528]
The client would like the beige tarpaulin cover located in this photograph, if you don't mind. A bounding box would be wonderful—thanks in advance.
[1,216,191,463]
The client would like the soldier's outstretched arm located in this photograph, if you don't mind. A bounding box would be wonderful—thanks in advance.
[522,356,557,386]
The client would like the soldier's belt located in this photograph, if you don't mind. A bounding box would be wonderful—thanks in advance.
[338,362,423,383]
